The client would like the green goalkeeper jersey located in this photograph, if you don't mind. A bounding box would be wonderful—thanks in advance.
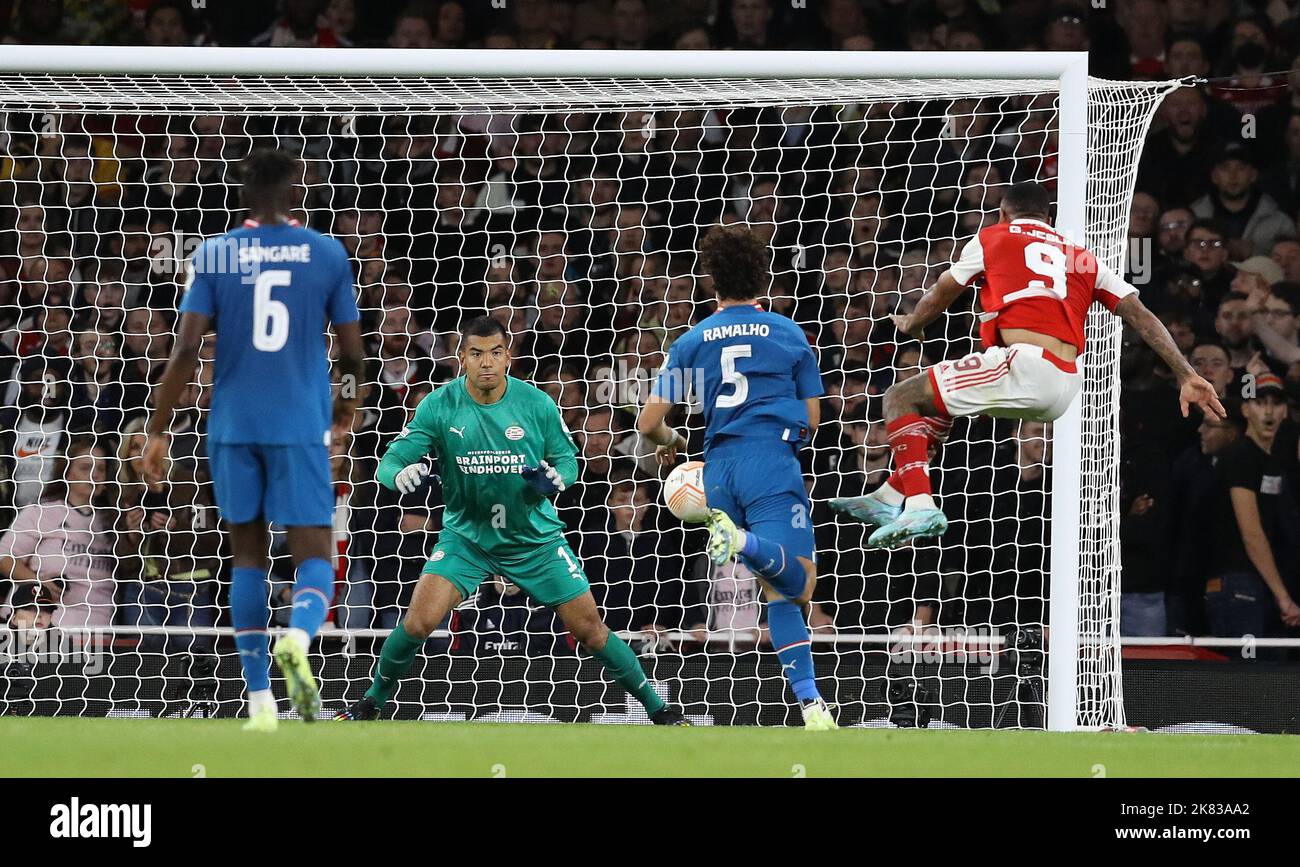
[377,376,579,555]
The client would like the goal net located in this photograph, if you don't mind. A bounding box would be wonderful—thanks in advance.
[0,50,1172,729]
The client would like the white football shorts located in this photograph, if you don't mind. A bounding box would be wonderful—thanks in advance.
[928,343,1082,422]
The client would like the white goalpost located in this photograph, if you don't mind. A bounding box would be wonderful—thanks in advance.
[0,46,1175,730]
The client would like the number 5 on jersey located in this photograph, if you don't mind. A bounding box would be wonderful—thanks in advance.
[717,343,751,408]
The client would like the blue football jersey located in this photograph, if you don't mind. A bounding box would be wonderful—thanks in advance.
[179,219,360,446]
[652,303,823,453]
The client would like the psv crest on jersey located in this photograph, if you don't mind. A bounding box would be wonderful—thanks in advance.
[504,425,525,441]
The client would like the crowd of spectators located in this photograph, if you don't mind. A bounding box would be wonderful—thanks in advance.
[1,0,1299,662]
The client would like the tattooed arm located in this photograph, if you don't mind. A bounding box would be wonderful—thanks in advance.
[1115,294,1226,419]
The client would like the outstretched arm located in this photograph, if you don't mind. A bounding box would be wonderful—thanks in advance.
[378,399,438,492]
[892,272,967,339]
[1251,316,1300,365]
[540,402,579,490]
[1114,294,1226,419]
[142,311,209,483]
[636,394,687,466]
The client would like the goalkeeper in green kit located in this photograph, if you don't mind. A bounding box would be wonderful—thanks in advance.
[335,316,689,725]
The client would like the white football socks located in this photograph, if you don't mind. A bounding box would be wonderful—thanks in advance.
[873,480,905,507]
[281,627,310,654]
[247,689,276,717]
[904,493,938,512]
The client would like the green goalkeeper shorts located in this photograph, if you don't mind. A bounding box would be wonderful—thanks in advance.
[420,531,591,608]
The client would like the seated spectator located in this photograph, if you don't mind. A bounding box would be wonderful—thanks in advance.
[1189,342,1236,399]
[1191,143,1295,259]
[68,329,149,434]
[1271,237,1300,283]
[118,465,220,654]
[1128,190,1159,249]
[674,24,712,50]
[1120,0,1168,78]
[1155,206,1195,271]
[1160,311,1197,355]
[1208,16,1286,117]
[1137,87,1218,208]
[1230,255,1285,298]
[0,355,73,511]
[1205,375,1300,638]
[1246,279,1300,369]
[1214,294,1257,370]
[76,277,127,333]
[141,0,197,46]
[435,0,468,47]
[120,306,173,386]
[324,0,357,44]
[1260,112,1300,215]
[388,4,435,49]
[251,0,352,47]
[0,437,116,631]
[687,555,761,643]
[364,305,440,436]
[1257,55,1300,167]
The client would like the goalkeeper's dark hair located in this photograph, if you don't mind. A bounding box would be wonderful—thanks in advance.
[1002,181,1053,221]
[460,315,510,346]
[699,224,770,301]
[239,148,298,211]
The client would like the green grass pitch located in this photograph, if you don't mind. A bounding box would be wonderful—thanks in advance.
[1,717,1297,777]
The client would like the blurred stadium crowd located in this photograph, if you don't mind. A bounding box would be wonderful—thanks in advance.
[0,0,1299,658]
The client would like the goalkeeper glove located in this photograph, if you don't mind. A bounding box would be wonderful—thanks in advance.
[394,458,437,495]
[521,460,567,496]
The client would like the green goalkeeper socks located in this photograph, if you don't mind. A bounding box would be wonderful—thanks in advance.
[591,632,666,716]
[364,622,425,708]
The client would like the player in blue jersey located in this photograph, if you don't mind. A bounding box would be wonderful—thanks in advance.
[636,225,836,730]
[142,148,365,732]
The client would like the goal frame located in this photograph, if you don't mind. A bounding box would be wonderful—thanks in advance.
[0,45,1094,732]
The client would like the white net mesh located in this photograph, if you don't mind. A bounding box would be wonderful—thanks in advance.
[0,72,1169,728]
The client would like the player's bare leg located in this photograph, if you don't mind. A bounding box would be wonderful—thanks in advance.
[553,592,689,726]
[228,520,278,732]
[337,573,463,720]
[832,371,952,548]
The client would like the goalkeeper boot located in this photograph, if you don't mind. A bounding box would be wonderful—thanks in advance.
[273,635,320,722]
[333,695,380,722]
[651,706,692,726]
[801,698,838,732]
[868,506,948,550]
[828,494,901,528]
[242,704,279,733]
[706,509,746,567]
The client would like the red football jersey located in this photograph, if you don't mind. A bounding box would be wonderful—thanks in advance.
[945,218,1138,352]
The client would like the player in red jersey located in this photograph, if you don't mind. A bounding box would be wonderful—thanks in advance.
[831,181,1226,549]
